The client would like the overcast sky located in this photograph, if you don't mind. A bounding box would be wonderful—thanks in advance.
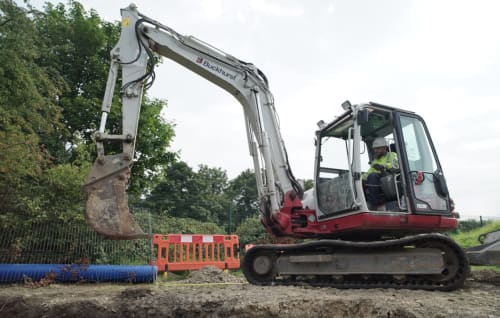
[28,0,500,218]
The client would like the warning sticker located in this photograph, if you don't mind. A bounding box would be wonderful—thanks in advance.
[122,17,130,27]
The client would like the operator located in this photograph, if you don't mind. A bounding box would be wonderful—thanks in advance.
[362,137,398,209]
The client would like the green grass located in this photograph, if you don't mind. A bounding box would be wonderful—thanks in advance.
[230,269,243,276]
[450,221,500,249]
[471,265,500,271]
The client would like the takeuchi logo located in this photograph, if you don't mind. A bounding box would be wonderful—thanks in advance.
[195,56,237,80]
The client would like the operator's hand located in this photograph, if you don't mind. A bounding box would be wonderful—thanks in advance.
[372,163,386,171]
[387,168,400,174]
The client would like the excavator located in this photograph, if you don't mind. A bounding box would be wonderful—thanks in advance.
[83,4,499,290]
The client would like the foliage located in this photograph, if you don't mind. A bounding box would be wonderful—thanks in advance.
[1,1,176,221]
[145,161,200,216]
[145,165,263,233]
[152,215,224,235]
[129,97,176,195]
[0,0,64,214]
[189,165,229,225]
[145,163,230,222]
[32,1,176,195]
[0,0,271,267]
[227,169,259,228]
[303,179,314,191]
[234,216,271,248]
[33,1,111,157]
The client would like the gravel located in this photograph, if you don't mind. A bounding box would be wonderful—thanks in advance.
[0,270,498,318]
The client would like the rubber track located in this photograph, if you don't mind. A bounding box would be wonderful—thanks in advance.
[243,233,469,291]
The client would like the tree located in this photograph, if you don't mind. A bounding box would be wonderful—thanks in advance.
[144,161,198,216]
[145,167,264,231]
[33,1,176,195]
[1,0,176,221]
[303,179,314,191]
[129,97,176,195]
[0,0,64,215]
[234,216,270,248]
[227,169,259,229]
[191,165,229,225]
[33,1,111,161]
[144,162,230,224]
[153,216,224,235]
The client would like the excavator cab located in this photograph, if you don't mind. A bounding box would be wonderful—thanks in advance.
[315,102,452,219]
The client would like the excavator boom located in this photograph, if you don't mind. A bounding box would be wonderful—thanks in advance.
[84,4,301,239]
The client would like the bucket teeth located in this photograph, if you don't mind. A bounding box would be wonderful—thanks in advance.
[84,154,148,240]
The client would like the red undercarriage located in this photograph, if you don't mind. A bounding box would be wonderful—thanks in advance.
[266,192,458,239]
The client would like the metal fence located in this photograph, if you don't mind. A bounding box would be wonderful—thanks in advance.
[0,209,223,265]
[459,215,500,221]
[4,208,494,266]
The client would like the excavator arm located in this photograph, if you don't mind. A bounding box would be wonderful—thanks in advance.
[84,4,302,239]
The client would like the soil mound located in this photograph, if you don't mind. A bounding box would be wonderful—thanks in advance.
[471,269,500,286]
[181,266,245,284]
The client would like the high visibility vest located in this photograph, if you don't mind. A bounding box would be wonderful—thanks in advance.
[362,152,398,180]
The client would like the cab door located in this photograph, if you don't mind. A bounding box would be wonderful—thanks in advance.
[395,113,451,214]
[314,116,358,218]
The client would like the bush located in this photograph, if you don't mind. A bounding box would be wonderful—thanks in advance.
[234,216,269,248]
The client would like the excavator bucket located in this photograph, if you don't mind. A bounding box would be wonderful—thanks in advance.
[84,154,148,240]
[466,230,500,266]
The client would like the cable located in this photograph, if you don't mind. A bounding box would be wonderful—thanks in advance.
[120,19,157,94]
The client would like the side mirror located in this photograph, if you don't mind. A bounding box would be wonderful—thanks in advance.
[433,171,449,197]
[357,109,369,124]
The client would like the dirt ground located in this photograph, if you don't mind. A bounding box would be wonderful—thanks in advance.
[0,268,498,318]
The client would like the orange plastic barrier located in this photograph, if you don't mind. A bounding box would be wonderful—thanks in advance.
[152,234,240,272]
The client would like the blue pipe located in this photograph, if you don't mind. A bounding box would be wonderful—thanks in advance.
[0,264,157,283]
